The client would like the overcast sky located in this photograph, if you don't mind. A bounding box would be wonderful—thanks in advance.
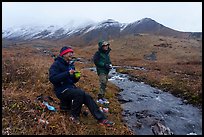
[2,2,202,32]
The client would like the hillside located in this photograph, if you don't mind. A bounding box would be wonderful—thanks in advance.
[2,18,202,47]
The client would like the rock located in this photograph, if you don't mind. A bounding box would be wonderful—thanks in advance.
[135,120,143,129]
[151,121,173,135]
[187,132,197,135]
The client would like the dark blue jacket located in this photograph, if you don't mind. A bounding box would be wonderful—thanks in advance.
[49,56,79,98]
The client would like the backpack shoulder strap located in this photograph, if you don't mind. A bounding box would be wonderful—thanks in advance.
[93,51,100,63]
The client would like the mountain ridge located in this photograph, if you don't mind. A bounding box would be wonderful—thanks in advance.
[2,18,202,44]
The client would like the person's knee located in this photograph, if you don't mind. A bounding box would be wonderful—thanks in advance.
[100,83,106,89]
[84,93,93,100]
[74,88,85,96]
[100,79,107,86]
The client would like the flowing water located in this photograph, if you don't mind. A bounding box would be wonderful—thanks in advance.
[88,67,202,135]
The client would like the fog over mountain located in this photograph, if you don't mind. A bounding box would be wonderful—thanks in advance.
[2,18,202,44]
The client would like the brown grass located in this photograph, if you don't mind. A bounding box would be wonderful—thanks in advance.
[2,46,133,135]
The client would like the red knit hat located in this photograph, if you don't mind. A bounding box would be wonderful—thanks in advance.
[59,46,74,56]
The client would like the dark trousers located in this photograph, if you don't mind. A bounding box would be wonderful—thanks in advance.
[58,88,106,121]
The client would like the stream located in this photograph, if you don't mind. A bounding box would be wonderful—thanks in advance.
[89,66,202,135]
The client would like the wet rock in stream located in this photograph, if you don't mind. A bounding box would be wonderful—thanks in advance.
[117,94,133,104]
[151,121,174,135]
[134,110,173,135]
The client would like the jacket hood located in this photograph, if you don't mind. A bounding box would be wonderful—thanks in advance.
[98,40,111,53]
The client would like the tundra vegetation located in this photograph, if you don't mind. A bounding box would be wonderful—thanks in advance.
[2,34,202,135]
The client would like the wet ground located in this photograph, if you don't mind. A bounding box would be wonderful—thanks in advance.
[89,66,202,135]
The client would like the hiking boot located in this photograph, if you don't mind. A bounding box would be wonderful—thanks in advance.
[69,116,80,125]
[99,107,109,113]
[98,119,115,127]
[96,98,109,104]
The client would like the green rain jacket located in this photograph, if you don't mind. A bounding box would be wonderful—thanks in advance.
[93,41,112,75]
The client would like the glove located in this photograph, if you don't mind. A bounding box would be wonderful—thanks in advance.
[104,64,111,70]
[74,71,81,79]
[109,64,113,68]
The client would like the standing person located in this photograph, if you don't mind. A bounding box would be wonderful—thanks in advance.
[49,46,114,126]
[93,40,112,104]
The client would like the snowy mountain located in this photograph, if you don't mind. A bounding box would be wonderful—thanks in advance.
[2,19,118,40]
[2,18,202,42]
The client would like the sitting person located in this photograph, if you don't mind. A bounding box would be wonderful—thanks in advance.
[49,46,114,126]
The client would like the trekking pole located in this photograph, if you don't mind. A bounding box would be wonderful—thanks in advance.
[47,50,56,59]
[69,57,81,65]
